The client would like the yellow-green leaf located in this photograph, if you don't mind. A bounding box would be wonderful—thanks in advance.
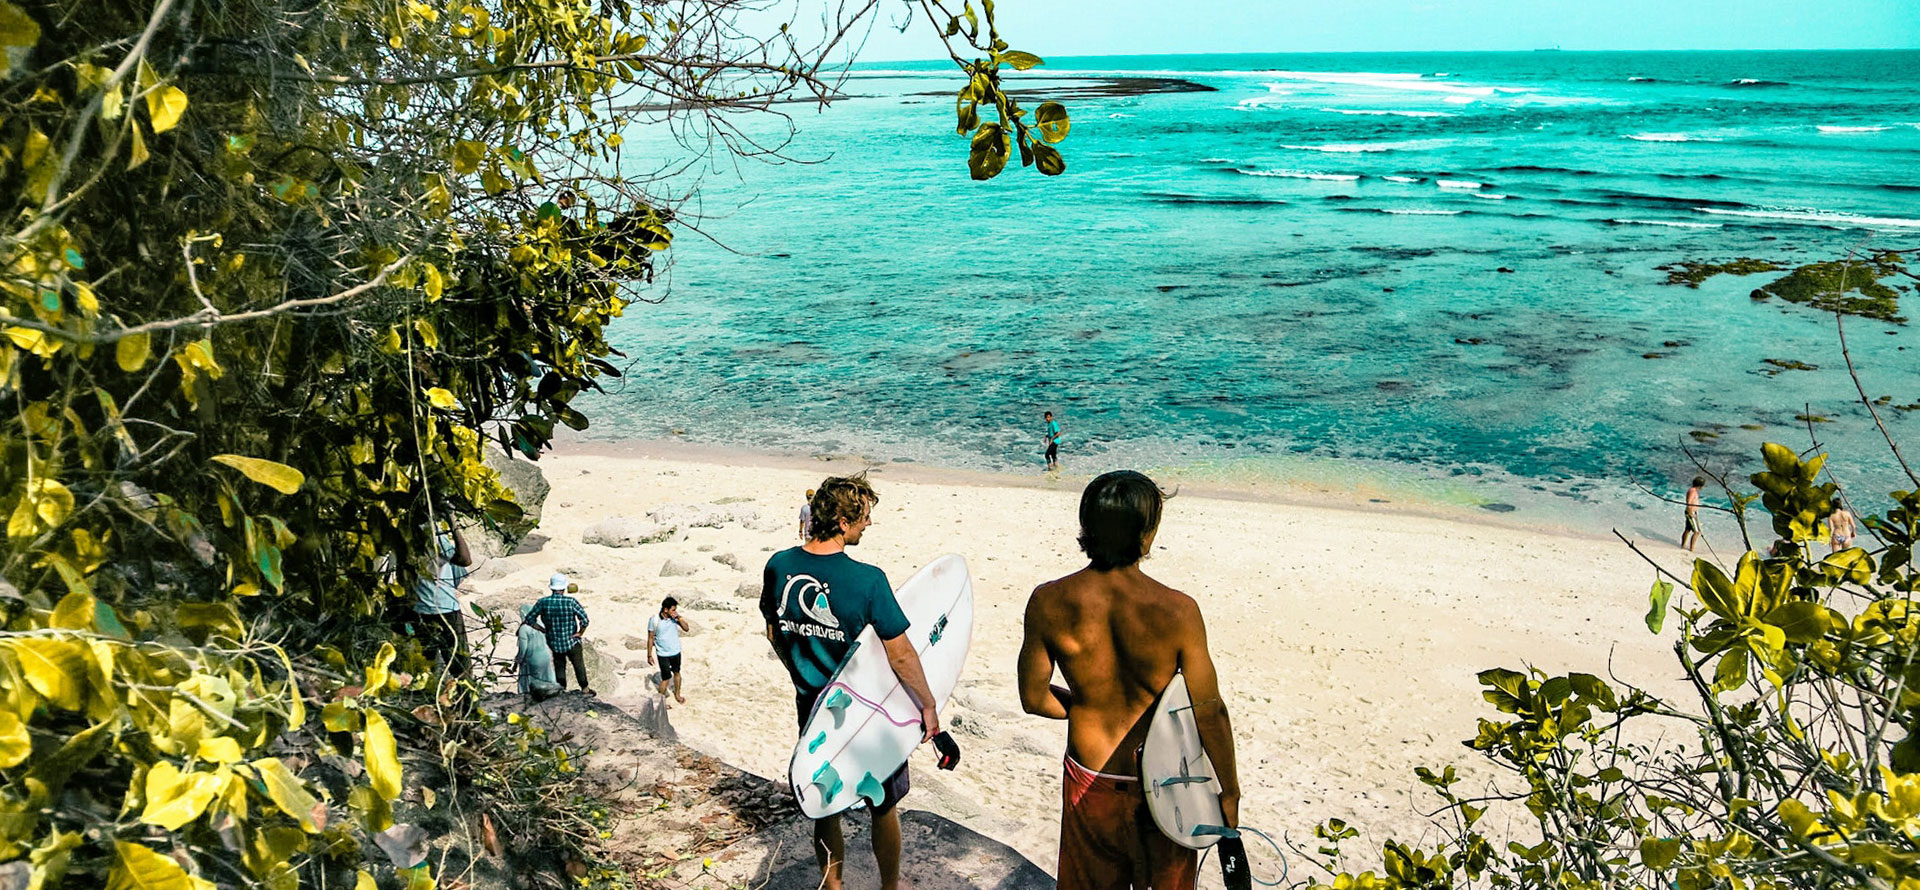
[0,711,28,768]
[14,638,86,710]
[108,841,197,890]
[197,736,242,764]
[365,709,401,800]
[365,641,396,696]
[250,758,325,833]
[211,455,305,495]
[423,387,457,410]
[127,120,150,170]
[451,140,487,174]
[356,872,376,890]
[140,761,222,830]
[50,590,97,630]
[117,331,151,372]
[145,85,187,133]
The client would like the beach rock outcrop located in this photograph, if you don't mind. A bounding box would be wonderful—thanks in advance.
[713,552,743,571]
[734,580,760,599]
[646,502,761,530]
[483,444,550,539]
[582,516,677,547]
[660,559,699,577]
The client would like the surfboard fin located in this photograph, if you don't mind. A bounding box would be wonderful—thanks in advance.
[810,763,843,803]
[856,772,886,808]
[824,688,853,727]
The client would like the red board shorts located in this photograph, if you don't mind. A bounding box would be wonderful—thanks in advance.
[1058,755,1197,890]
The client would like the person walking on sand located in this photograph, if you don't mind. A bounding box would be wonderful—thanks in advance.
[648,596,691,704]
[1681,477,1705,552]
[1044,411,1063,471]
[762,474,940,890]
[1020,470,1240,890]
[799,489,816,542]
[530,574,593,695]
[1830,493,1858,553]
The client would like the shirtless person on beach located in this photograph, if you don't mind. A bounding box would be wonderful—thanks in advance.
[1830,494,1858,553]
[1681,477,1705,552]
[1019,470,1239,890]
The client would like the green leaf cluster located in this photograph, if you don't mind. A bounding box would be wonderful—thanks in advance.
[1304,441,1920,890]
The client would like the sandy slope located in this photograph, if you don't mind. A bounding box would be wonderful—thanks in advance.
[463,442,1688,880]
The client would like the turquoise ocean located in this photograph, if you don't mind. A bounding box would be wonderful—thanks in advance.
[592,50,1920,534]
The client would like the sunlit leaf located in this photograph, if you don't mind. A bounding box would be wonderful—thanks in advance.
[365,709,402,800]
[117,331,151,371]
[211,455,305,494]
[108,841,197,890]
[146,85,188,134]
[249,758,325,832]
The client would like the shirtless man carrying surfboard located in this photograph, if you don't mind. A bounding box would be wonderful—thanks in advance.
[1020,470,1241,890]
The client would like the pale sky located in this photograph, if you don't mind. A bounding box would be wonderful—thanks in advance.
[837,0,1920,60]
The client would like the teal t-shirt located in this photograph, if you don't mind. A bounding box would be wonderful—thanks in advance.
[760,548,909,700]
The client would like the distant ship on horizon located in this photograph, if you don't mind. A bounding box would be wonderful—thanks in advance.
[1534,45,1563,52]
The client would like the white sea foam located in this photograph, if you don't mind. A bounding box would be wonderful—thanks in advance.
[1199,157,1235,164]
[1472,192,1511,200]
[1260,70,1501,98]
[1698,208,1920,229]
[1627,132,1722,142]
[1235,168,1362,182]
[1609,219,1724,229]
[1437,179,1484,190]
[1283,139,1449,153]
[1382,176,1424,183]
[1816,125,1890,133]
[1108,113,1136,119]
[1443,96,1476,105]
[1382,209,1463,215]
[1320,108,1456,118]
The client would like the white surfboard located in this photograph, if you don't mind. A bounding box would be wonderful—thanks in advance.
[788,554,973,819]
[1141,671,1229,850]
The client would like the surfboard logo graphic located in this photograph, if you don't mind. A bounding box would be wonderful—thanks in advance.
[783,574,840,629]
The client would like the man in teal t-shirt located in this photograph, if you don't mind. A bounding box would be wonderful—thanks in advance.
[762,475,939,890]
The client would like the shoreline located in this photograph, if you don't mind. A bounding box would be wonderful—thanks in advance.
[554,431,1638,547]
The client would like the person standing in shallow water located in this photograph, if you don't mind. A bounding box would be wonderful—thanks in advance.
[1020,470,1239,890]
[761,474,940,890]
[1044,411,1063,471]
[1681,477,1705,552]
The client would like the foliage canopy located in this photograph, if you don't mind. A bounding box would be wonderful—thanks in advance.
[0,0,1068,885]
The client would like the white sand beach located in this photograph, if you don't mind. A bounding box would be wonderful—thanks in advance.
[464,441,1687,876]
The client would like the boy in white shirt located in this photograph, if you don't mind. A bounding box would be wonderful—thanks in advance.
[648,596,691,704]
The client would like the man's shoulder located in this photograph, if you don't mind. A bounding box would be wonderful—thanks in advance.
[764,546,806,569]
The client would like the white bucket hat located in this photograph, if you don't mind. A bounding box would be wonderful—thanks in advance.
[548,572,568,591]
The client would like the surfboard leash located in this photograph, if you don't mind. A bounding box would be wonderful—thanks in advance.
[1195,825,1287,889]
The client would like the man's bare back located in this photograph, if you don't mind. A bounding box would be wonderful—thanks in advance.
[1020,564,1240,822]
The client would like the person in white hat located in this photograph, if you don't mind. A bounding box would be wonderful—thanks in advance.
[528,572,593,694]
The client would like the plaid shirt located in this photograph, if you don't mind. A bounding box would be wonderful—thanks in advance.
[529,593,589,654]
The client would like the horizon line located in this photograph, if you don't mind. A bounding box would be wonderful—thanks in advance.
[856,46,1920,64]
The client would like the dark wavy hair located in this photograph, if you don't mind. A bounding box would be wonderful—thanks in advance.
[1078,470,1168,570]
[808,474,878,541]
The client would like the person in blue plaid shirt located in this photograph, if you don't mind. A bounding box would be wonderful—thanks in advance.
[530,573,593,694]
